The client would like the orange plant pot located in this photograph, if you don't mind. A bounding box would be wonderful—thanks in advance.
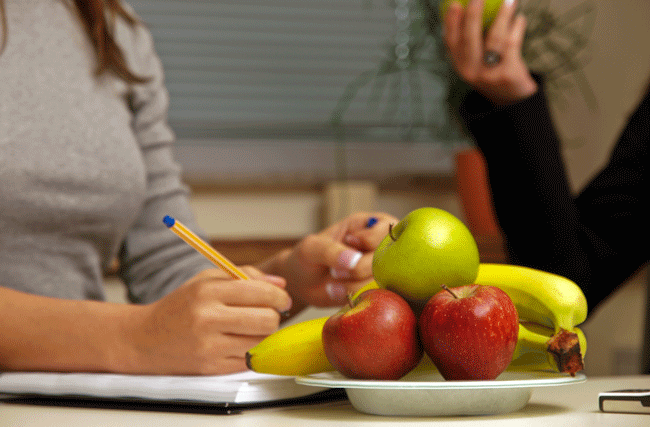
[454,148,500,237]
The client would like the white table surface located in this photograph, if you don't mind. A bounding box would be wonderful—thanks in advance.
[1,375,648,426]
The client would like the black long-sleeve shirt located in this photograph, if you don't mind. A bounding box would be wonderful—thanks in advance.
[460,80,650,315]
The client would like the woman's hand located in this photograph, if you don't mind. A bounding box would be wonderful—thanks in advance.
[262,212,399,309]
[125,268,292,375]
[443,0,538,105]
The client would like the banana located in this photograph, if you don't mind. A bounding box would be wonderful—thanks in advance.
[247,316,587,376]
[474,263,588,333]
[246,281,381,376]
[246,315,333,376]
[509,322,586,375]
[246,271,589,377]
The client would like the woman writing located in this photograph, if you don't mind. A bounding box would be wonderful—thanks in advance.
[0,0,397,374]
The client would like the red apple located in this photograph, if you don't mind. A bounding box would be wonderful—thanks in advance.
[322,289,422,380]
[419,284,518,380]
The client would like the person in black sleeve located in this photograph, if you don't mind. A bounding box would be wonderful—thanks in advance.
[441,0,649,331]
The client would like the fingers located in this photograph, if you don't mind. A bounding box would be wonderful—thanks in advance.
[444,1,463,56]
[239,265,287,289]
[484,0,518,57]
[194,277,293,314]
[299,234,364,275]
[189,304,285,370]
[303,212,396,273]
[130,271,296,375]
[189,322,276,358]
[195,304,282,336]
[442,0,536,104]
[312,212,396,297]
[443,0,485,83]
[305,279,373,307]
[342,212,396,251]
[299,233,377,282]
[286,234,368,306]
[216,335,270,357]
[314,284,347,306]
[463,0,486,72]
[509,14,528,60]
[277,211,397,307]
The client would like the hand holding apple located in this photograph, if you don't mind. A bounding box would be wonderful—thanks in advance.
[372,207,480,303]
[441,0,537,105]
[419,284,519,380]
[322,289,422,380]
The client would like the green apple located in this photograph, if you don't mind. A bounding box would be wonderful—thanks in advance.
[440,0,505,29]
[372,207,480,302]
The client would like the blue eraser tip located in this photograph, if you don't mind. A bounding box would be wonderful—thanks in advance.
[163,215,175,228]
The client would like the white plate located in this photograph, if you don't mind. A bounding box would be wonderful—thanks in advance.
[296,370,586,416]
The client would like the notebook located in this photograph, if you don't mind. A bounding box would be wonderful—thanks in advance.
[0,370,345,413]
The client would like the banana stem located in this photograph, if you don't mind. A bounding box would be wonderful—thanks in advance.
[547,329,584,376]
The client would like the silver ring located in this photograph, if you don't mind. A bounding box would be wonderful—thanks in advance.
[483,50,502,67]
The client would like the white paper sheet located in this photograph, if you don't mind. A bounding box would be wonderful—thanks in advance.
[0,370,328,405]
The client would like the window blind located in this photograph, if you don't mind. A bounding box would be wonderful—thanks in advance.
[127,0,459,144]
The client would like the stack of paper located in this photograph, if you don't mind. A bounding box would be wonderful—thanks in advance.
[0,370,339,407]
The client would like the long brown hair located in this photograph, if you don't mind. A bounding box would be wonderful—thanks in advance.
[0,0,149,83]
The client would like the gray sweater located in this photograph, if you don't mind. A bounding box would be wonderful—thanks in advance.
[0,0,213,303]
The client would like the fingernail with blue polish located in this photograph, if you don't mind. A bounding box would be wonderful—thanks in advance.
[366,217,378,228]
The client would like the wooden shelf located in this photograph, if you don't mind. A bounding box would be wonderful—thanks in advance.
[209,238,300,265]
[210,235,507,266]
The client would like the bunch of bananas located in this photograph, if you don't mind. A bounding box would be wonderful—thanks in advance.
[475,263,587,375]
[246,263,587,377]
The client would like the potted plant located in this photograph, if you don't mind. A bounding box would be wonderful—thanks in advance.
[332,0,596,231]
